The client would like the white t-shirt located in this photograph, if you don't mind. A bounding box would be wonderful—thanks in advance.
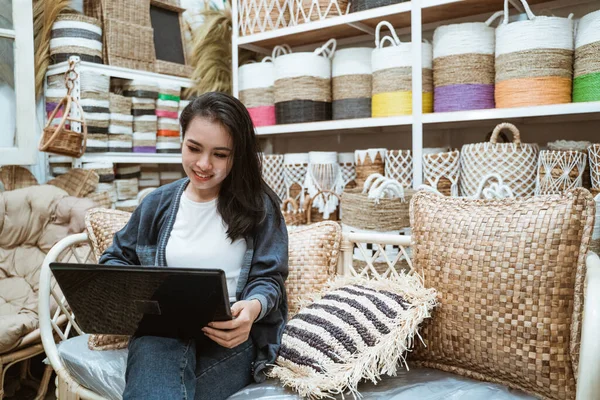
[165,192,247,302]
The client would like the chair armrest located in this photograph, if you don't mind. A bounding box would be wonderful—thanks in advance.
[576,252,600,400]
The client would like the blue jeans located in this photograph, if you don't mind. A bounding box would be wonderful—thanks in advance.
[123,335,256,400]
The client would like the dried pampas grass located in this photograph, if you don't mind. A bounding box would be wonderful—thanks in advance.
[184,1,255,97]
[33,0,73,99]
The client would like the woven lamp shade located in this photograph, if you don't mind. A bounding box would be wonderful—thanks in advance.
[495,0,574,108]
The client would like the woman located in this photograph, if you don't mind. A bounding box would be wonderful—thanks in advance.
[100,92,289,400]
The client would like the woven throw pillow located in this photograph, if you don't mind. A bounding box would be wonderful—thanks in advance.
[84,208,132,351]
[287,221,342,317]
[269,274,437,399]
[409,189,595,400]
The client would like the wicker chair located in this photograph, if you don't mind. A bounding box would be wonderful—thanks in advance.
[38,232,600,399]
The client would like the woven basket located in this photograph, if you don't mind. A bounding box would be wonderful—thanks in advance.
[40,96,88,158]
[433,17,499,112]
[0,166,38,191]
[282,198,307,226]
[262,154,286,200]
[50,13,103,64]
[240,59,276,127]
[574,10,600,102]
[293,0,349,25]
[385,150,412,188]
[338,152,356,189]
[548,140,592,188]
[304,152,344,220]
[589,144,600,193]
[332,48,372,120]
[355,148,386,188]
[495,0,574,108]
[274,39,336,124]
[460,122,539,198]
[283,153,309,204]
[238,0,292,36]
[341,187,413,232]
[104,18,155,72]
[306,191,340,223]
[86,191,113,209]
[536,150,587,195]
[423,150,461,196]
[372,21,433,117]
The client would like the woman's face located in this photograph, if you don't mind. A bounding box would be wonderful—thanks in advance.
[182,116,233,202]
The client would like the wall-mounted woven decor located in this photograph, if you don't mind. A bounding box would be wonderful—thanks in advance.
[332,48,372,120]
[433,14,500,112]
[573,10,600,103]
[372,21,433,117]
[495,0,574,108]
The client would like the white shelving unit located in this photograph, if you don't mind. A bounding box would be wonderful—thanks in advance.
[232,0,600,187]
[44,61,192,169]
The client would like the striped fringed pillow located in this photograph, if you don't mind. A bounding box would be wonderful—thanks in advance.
[269,274,437,399]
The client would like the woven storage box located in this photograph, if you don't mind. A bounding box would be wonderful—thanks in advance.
[293,0,349,25]
[282,198,307,226]
[433,17,498,112]
[50,13,103,64]
[274,39,336,124]
[156,84,181,119]
[332,48,372,120]
[156,136,181,153]
[109,93,131,115]
[372,21,433,117]
[133,132,157,153]
[94,182,117,204]
[83,162,114,183]
[108,134,133,152]
[115,178,139,200]
[574,10,600,102]
[139,166,160,189]
[85,133,108,152]
[341,187,413,232]
[385,149,412,188]
[84,0,151,26]
[536,150,587,195]
[423,150,461,196]
[133,115,157,133]
[283,153,309,205]
[115,164,141,180]
[495,0,574,108]
[239,59,277,127]
[338,152,356,189]
[238,0,292,36]
[262,154,286,200]
[304,152,344,220]
[354,148,386,188]
[125,81,159,100]
[80,70,110,97]
[410,189,595,400]
[159,170,184,186]
[104,19,155,71]
[460,123,539,198]
[109,113,133,135]
[81,96,110,134]
[589,144,600,194]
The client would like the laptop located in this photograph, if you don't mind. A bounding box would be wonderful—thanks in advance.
[50,263,232,340]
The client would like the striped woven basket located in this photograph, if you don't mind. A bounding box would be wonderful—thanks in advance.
[274,39,336,124]
[372,21,433,117]
[573,10,600,102]
[238,0,292,35]
[50,13,103,64]
[495,0,574,108]
[156,84,181,120]
[536,150,587,195]
[332,48,372,120]
[459,122,539,198]
[433,13,501,112]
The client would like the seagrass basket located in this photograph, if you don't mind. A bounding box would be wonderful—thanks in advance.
[282,198,307,226]
[40,96,88,158]
[306,191,340,223]
[341,187,413,232]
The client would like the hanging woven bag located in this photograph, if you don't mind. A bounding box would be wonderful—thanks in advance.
[274,39,336,123]
[573,10,600,102]
[372,21,433,117]
[495,0,574,108]
[460,122,539,198]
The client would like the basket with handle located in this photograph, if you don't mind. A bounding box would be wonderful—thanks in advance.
[306,190,341,224]
[282,197,307,226]
[460,122,539,197]
[39,61,88,158]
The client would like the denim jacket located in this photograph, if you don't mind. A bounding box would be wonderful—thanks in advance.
[99,178,289,382]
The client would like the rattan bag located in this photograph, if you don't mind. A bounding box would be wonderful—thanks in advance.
[460,122,539,197]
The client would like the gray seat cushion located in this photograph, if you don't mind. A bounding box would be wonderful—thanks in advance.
[58,335,534,400]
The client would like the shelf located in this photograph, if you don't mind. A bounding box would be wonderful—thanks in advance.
[421,0,553,25]
[237,2,412,50]
[46,61,194,88]
[255,115,412,135]
[78,153,182,164]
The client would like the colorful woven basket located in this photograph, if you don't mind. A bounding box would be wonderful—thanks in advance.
[372,21,433,117]
[495,0,574,108]
[573,10,600,102]
[433,14,500,112]
[332,48,372,120]
[50,13,103,64]
[274,39,336,124]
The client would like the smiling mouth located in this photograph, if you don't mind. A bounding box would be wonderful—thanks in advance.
[194,171,213,179]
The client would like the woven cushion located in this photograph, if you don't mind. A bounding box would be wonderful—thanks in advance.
[409,189,595,400]
[269,275,437,398]
[84,208,132,350]
[286,221,341,317]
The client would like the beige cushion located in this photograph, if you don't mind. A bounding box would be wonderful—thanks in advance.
[409,189,595,400]
[286,221,341,317]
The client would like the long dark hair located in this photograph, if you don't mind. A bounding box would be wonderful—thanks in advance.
[179,92,281,241]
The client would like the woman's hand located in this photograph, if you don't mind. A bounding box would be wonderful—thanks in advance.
[202,299,262,348]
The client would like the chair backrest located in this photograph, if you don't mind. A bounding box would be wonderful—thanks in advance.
[38,229,413,373]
